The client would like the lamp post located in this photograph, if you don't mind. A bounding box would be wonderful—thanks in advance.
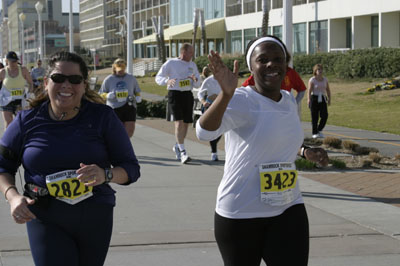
[69,0,74,52]
[35,1,44,60]
[7,19,11,53]
[19,13,26,65]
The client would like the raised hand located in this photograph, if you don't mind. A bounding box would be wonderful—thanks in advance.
[207,50,239,98]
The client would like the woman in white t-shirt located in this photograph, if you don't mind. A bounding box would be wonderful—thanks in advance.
[196,36,327,266]
[307,64,331,139]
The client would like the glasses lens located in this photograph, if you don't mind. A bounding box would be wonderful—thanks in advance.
[68,75,83,84]
[50,74,83,84]
[50,74,66,83]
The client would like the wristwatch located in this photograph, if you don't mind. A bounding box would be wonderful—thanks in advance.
[104,168,113,184]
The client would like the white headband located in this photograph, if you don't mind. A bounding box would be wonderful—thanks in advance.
[246,37,287,71]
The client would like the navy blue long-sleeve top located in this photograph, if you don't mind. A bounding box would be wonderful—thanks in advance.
[0,99,140,206]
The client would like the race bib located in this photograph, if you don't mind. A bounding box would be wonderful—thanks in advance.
[46,170,93,205]
[179,79,191,88]
[116,89,129,102]
[259,162,298,206]
[10,88,24,100]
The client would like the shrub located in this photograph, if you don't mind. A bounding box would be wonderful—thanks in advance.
[395,153,400,161]
[369,152,382,163]
[354,146,373,155]
[295,158,317,170]
[330,159,346,169]
[293,47,400,79]
[323,136,342,149]
[137,99,167,118]
[342,140,360,151]
[361,159,373,168]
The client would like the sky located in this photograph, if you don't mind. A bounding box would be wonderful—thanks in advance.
[0,0,80,13]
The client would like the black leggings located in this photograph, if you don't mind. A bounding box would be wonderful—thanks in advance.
[27,198,114,266]
[310,95,328,134]
[214,204,309,266]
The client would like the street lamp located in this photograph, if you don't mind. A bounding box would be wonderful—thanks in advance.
[19,13,26,65]
[7,19,11,53]
[35,1,44,60]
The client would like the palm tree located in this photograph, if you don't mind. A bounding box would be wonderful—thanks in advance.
[261,0,270,37]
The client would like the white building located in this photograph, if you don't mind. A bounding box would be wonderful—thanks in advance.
[134,0,400,58]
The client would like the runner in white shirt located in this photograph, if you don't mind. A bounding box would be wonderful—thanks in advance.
[196,36,328,266]
[155,43,201,164]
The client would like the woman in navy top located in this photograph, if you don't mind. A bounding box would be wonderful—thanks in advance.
[0,52,140,266]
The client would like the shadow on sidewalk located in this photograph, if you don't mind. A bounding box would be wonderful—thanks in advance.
[303,191,400,205]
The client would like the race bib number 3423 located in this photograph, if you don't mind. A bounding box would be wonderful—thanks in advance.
[259,162,298,206]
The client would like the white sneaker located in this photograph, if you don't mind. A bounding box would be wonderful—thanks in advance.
[312,134,319,139]
[172,144,181,160]
[180,150,191,164]
[318,132,324,138]
[211,153,219,161]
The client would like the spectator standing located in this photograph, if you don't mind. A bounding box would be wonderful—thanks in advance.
[155,43,201,164]
[99,58,142,138]
[307,64,331,138]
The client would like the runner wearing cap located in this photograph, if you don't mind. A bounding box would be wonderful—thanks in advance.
[99,58,141,138]
[0,51,33,129]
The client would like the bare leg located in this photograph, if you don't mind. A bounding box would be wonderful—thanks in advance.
[175,120,189,144]
[2,111,14,130]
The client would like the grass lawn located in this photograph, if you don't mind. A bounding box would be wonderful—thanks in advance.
[127,74,400,135]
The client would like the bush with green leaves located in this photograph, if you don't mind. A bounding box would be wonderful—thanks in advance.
[293,47,400,79]
[137,99,167,118]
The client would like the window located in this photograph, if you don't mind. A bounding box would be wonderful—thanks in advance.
[371,16,379,47]
[346,18,352,48]
[244,28,256,49]
[227,0,242,17]
[257,27,272,36]
[309,20,328,54]
[230,30,242,54]
[293,0,307,5]
[293,23,306,54]
[257,0,270,12]
[244,0,255,14]
[273,25,282,40]
[272,0,282,9]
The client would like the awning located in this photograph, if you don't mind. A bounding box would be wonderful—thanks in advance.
[134,18,225,44]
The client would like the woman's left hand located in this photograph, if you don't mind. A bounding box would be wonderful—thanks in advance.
[76,163,106,186]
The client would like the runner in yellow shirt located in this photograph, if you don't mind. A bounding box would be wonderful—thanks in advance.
[0,51,33,129]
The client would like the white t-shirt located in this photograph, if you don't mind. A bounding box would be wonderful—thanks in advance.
[196,87,304,219]
[197,75,221,102]
[155,58,201,91]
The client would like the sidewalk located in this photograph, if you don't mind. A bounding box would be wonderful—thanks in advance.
[0,121,399,266]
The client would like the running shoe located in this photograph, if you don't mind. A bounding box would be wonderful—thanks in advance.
[211,153,219,161]
[180,150,191,164]
[312,134,319,139]
[318,132,324,138]
[173,144,181,160]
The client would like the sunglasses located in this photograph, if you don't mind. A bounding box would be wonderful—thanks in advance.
[50,73,84,84]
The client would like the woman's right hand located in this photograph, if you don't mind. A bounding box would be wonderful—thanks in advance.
[207,51,239,98]
[8,195,36,224]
